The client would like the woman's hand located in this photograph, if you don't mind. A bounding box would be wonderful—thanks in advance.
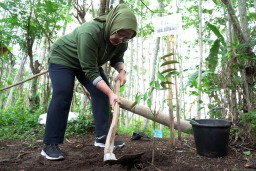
[109,92,121,110]
[114,69,126,86]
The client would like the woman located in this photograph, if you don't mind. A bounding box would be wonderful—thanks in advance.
[41,4,137,160]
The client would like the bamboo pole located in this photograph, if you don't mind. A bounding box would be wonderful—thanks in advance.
[119,97,192,134]
[0,70,49,91]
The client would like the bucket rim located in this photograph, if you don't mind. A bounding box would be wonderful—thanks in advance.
[190,119,232,127]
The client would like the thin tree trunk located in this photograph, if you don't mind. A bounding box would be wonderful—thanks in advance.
[167,36,175,146]
[125,39,135,130]
[230,11,239,121]
[142,37,160,130]
[4,55,27,108]
[221,0,254,55]
[197,0,203,119]
[99,0,107,16]
[238,0,249,38]
[174,36,181,140]
[142,0,163,129]
[254,0,256,12]
[91,0,95,18]
[41,39,51,112]
[62,4,71,36]
[238,0,252,113]
[222,6,236,122]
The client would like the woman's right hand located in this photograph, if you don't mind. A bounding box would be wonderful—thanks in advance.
[109,92,121,110]
[95,80,121,109]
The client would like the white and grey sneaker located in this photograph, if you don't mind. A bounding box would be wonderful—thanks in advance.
[41,144,64,160]
[94,135,125,148]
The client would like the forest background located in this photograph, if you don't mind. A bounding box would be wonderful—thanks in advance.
[0,0,256,144]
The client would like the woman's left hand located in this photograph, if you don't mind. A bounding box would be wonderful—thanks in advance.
[114,70,126,86]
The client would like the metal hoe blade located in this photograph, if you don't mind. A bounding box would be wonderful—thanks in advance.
[104,152,145,165]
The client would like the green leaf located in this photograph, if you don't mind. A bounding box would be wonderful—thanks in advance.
[202,9,213,15]
[238,40,256,49]
[160,82,167,88]
[161,68,176,74]
[149,81,155,93]
[120,84,125,93]
[207,22,226,47]
[160,53,174,60]
[147,99,152,108]
[191,79,198,88]
[188,71,199,87]
[155,81,161,90]
[191,91,199,96]
[143,93,149,101]
[161,81,173,86]
[160,60,179,67]
[243,151,251,156]
[129,102,137,110]
[157,71,165,81]
[136,94,142,104]
[165,71,179,77]
[206,39,220,72]
[212,0,218,5]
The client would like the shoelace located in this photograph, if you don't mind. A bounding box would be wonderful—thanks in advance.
[49,144,60,152]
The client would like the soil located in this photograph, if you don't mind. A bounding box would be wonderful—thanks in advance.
[0,133,256,171]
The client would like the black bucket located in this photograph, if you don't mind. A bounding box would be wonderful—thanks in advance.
[191,119,231,158]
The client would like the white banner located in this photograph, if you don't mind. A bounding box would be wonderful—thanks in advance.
[153,14,182,37]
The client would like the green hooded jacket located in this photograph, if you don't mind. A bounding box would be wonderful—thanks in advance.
[49,4,137,85]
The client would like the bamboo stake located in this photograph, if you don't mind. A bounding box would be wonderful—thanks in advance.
[0,70,49,91]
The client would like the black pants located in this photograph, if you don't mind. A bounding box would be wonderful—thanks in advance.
[43,63,110,144]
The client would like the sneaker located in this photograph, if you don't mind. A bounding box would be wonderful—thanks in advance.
[94,135,125,148]
[41,144,64,160]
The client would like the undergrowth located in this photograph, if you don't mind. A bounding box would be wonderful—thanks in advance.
[0,99,44,143]
[0,100,95,144]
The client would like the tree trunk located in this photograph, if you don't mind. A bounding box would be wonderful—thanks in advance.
[4,55,27,108]
[142,37,160,130]
[197,0,203,119]
[99,0,108,16]
[221,0,253,54]
[167,36,175,146]
[174,36,181,140]
[238,0,249,38]
[142,0,163,130]
[26,3,41,112]
[125,39,135,129]
[29,60,41,111]
[221,0,255,117]
[72,0,87,24]
[238,0,253,113]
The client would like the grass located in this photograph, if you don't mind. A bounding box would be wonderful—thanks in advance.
[0,104,44,141]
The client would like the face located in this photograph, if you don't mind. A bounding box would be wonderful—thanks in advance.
[109,29,135,45]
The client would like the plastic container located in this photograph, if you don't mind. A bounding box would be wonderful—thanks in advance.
[191,119,231,158]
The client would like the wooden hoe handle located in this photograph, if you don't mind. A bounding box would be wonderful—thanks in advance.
[104,80,121,161]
